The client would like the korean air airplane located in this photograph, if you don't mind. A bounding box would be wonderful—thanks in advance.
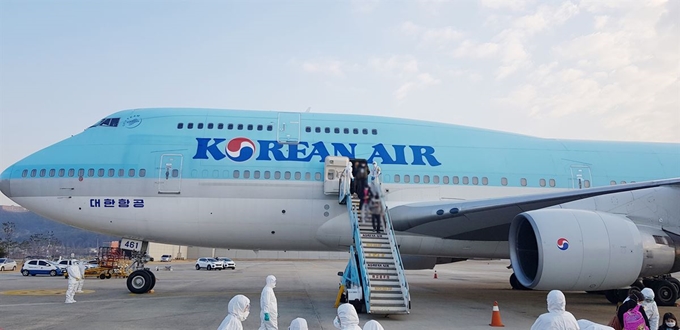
[1,108,679,309]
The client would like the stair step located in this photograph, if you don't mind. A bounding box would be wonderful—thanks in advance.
[365,269,397,275]
[366,263,395,270]
[370,292,404,299]
[361,240,391,249]
[370,286,403,292]
[368,274,397,281]
[363,248,392,254]
[361,239,389,245]
[370,299,406,306]
[360,233,387,239]
[369,280,401,286]
[364,252,393,258]
[369,306,409,314]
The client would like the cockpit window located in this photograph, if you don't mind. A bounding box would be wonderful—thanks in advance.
[89,118,120,128]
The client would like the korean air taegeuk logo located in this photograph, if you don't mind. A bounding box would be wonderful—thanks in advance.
[557,238,569,251]
[225,138,256,162]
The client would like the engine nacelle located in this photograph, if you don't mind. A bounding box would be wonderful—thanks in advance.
[509,209,680,291]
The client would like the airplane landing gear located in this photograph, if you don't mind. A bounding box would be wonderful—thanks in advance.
[122,239,156,294]
[605,275,679,306]
[127,269,156,294]
[509,273,530,290]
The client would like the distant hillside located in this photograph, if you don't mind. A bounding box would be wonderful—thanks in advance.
[0,205,118,249]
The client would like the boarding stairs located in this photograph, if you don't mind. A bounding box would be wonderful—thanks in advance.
[337,167,410,315]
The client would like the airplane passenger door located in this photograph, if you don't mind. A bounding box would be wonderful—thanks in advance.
[159,154,183,194]
[277,112,300,144]
[570,165,592,189]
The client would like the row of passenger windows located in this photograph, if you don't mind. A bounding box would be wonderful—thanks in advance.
[305,126,378,135]
[177,123,274,131]
[195,169,323,181]
[20,167,631,188]
[22,168,146,178]
[174,122,380,136]
[390,175,560,187]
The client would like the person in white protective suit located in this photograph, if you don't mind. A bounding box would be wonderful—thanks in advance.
[333,303,362,330]
[217,294,250,330]
[65,262,82,303]
[288,317,308,330]
[577,319,614,330]
[259,275,278,330]
[76,260,86,293]
[371,162,381,185]
[363,320,385,330]
[641,287,659,330]
[530,290,580,330]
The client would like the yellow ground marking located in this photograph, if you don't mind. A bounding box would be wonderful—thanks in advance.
[1,289,95,296]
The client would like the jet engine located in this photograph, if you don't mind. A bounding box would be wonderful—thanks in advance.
[509,209,680,291]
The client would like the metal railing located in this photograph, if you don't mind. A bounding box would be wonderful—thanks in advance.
[345,194,372,311]
[383,206,410,311]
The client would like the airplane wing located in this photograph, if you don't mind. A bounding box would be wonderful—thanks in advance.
[389,178,680,241]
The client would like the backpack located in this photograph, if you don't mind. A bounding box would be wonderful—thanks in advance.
[623,305,648,330]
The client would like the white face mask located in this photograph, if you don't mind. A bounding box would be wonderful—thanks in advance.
[237,305,250,321]
[666,321,676,327]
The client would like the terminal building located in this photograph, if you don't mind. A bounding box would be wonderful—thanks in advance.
[147,242,347,261]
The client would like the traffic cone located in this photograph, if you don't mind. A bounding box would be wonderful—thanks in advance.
[434,271,438,279]
[489,301,505,327]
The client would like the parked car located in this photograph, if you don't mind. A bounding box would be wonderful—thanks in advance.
[195,257,224,270]
[216,257,236,269]
[0,258,17,271]
[57,259,96,270]
[21,259,65,277]
[160,255,172,262]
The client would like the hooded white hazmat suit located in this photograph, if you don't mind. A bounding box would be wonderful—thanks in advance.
[76,261,86,293]
[288,318,308,330]
[259,275,278,330]
[363,320,385,330]
[65,263,81,303]
[333,303,362,330]
[530,290,580,330]
[577,319,614,330]
[217,294,250,330]
[641,287,659,330]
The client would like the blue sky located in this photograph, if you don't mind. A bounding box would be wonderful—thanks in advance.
[1,0,678,205]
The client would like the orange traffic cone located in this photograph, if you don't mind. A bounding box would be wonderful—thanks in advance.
[434,271,438,279]
[489,301,505,327]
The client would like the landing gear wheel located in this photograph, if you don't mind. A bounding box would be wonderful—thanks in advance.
[509,273,529,290]
[350,299,365,314]
[630,279,644,291]
[666,277,680,296]
[22,270,29,276]
[50,270,57,276]
[652,280,678,306]
[127,270,153,294]
[148,270,156,291]
[604,289,629,304]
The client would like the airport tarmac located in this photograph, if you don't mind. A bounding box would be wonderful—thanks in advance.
[1,259,677,329]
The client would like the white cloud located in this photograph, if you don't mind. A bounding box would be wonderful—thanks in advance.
[452,40,500,58]
[300,59,348,78]
[351,0,380,13]
[369,55,419,76]
[394,73,441,100]
[480,0,536,11]
[401,21,464,49]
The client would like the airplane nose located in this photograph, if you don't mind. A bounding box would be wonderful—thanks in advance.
[0,165,12,198]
